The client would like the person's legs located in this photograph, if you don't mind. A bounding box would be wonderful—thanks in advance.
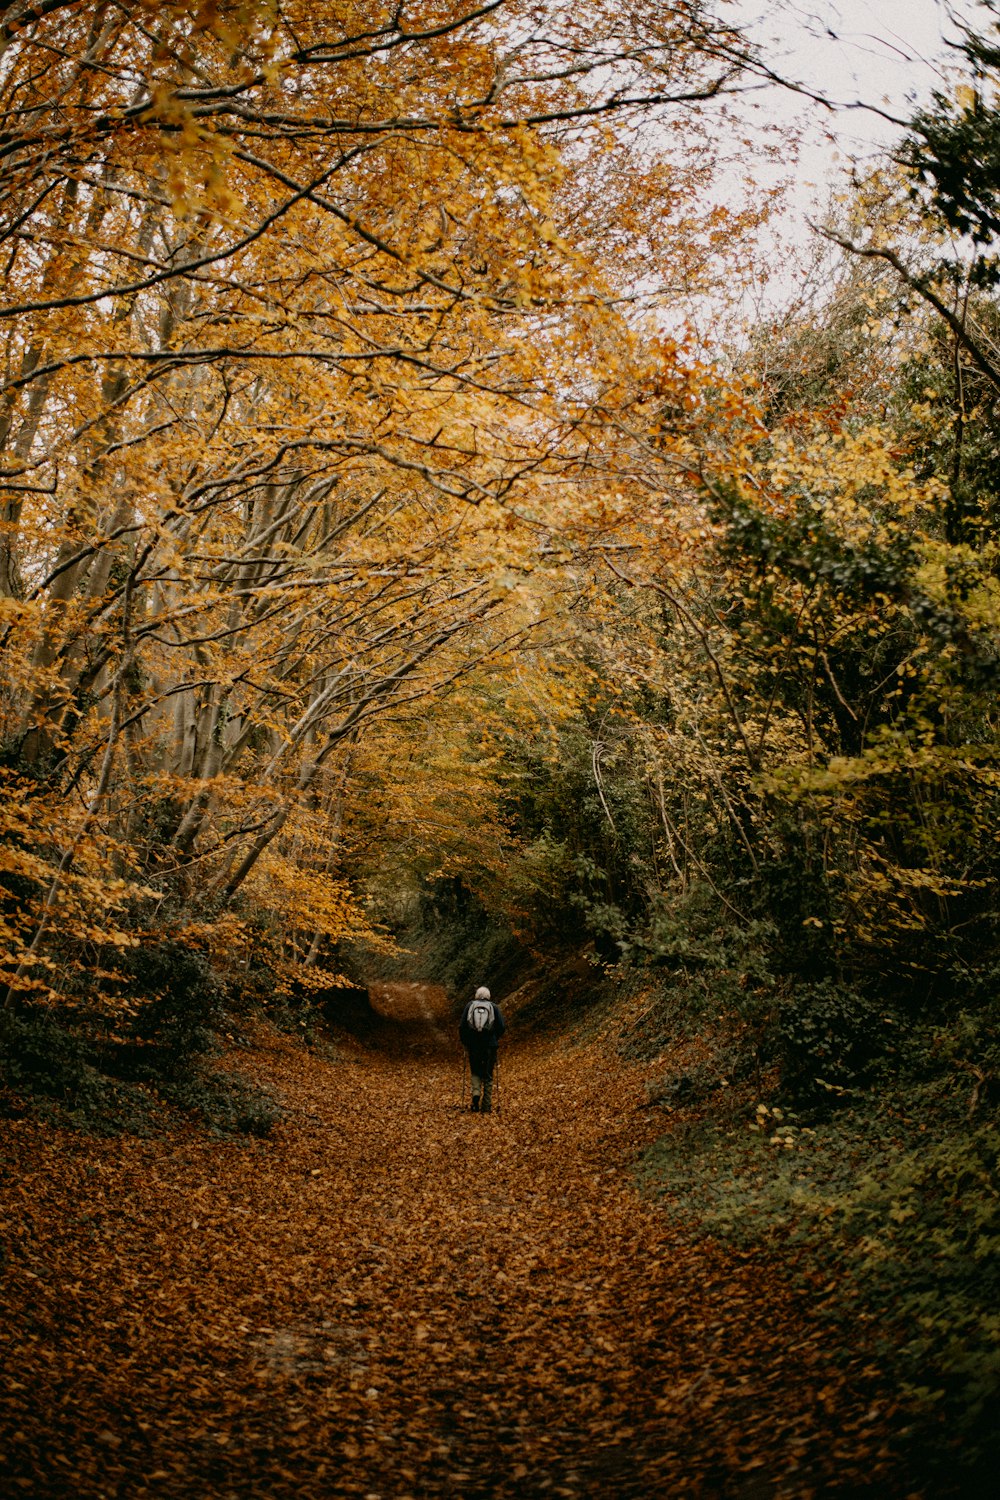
[481,1052,496,1113]
[470,1047,494,1112]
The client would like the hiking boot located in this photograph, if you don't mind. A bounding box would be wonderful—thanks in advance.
[470,1096,480,1112]
[481,1099,492,1114]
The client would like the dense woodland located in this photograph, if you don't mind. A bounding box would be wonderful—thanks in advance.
[2,0,1000,1491]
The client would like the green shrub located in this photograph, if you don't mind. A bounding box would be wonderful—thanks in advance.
[122,941,227,1076]
[774,979,893,1105]
[0,936,282,1138]
[0,1004,157,1133]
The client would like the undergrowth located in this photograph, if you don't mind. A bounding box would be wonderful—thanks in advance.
[635,983,1000,1496]
[0,1003,282,1138]
[0,936,284,1137]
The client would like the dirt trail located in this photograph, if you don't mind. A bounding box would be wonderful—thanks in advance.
[1,983,906,1498]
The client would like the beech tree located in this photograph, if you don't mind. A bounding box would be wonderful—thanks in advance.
[0,0,766,1004]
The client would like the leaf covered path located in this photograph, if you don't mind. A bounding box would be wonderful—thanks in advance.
[3,984,910,1497]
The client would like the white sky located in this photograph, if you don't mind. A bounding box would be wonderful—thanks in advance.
[730,0,988,165]
[733,0,983,120]
[708,1,994,304]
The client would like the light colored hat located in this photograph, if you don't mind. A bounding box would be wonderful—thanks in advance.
[474,986,491,1001]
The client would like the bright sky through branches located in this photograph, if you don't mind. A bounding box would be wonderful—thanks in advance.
[712,1,991,303]
[733,0,987,156]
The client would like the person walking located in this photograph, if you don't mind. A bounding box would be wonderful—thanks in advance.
[460,985,505,1114]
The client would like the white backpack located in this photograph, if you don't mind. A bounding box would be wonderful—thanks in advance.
[468,999,495,1033]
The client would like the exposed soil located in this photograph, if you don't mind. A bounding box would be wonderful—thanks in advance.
[0,982,919,1497]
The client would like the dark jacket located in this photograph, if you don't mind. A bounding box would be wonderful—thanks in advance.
[459,999,506,1056]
